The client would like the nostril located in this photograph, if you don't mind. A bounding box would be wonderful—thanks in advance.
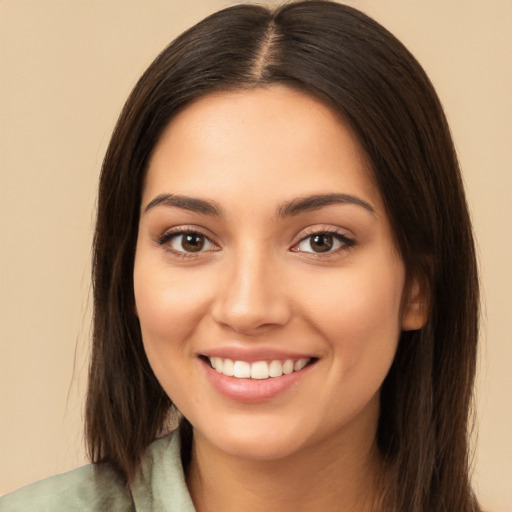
[211,300,292,334]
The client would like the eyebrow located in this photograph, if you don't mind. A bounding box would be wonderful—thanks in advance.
[144,192,375,218]
[276,193,375,218]
[144,194,223,216]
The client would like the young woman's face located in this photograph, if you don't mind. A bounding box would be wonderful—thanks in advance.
[134,86,423,461]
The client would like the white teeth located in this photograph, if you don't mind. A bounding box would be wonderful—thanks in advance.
[268,360,283,377]
[294,358,308,371]
[208,357,311,380]
[222,358,234,376]
[282,359,294,375]
[250,361,269,380]
[233,360,251,378]
[210,357,220,371]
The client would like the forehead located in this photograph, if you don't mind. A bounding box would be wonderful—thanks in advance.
[143,85,382,213]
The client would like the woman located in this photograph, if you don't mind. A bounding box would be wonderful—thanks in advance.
[1,1,481,511]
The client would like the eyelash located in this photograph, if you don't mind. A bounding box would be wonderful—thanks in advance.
[156,227,218,258]
[291,228,356,257]
[156,227,356,258]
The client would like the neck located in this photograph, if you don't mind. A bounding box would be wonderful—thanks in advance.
[186,412,384,512]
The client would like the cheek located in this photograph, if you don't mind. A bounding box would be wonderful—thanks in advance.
[343,278,403,339]
[133,260,213,355]
[133,261,218,406]
[301,261,404,368]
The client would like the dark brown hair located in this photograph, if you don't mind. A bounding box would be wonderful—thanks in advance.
[86,2,481,510]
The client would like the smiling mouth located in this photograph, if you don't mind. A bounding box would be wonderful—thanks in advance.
[203,356,316,380]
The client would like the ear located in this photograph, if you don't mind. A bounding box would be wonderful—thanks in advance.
[401,276,428,331]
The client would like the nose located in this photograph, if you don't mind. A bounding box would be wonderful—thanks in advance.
[211,247,292,335]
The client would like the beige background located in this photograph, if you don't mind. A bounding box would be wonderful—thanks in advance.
[0,0,511,510]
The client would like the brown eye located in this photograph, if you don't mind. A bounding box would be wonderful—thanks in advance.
[164,231,217,254]
[294,231,354,255]
[309,234,334,253]
[181,233,205,252]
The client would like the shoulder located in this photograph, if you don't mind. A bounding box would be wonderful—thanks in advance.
[0,462,132,512]
[0,429,195,512]
[131,430,196,511]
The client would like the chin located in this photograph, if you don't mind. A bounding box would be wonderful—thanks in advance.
[192,413,326,462]
[211,434,306,462]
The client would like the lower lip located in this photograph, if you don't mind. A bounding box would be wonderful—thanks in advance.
[201,359,315,403]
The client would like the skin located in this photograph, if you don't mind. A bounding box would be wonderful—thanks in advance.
[134,85,426,511]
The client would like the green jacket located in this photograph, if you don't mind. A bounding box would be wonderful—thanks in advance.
[0,431,196,511]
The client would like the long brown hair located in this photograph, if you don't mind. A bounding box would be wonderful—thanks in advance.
[86,2,481,510]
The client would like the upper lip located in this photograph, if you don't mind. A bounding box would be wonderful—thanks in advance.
[200,346,316,363]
